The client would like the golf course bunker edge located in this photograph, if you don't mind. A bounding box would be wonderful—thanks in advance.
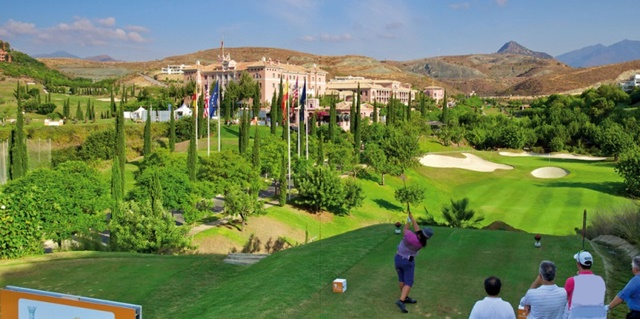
[530,167,569,179]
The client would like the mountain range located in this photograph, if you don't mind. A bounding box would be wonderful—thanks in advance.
[555,39,640,67]
[497,41,553,59]
[32,51,118,62]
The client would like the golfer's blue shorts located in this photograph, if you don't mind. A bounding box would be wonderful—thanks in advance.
[394,254,415,286]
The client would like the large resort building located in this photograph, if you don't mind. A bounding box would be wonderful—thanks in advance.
[183,53,327,104]
[325,76,417,105]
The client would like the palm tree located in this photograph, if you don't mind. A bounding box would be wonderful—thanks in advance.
[441,198,484,228]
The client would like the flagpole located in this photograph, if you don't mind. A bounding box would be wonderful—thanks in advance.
[218,85,221,152]
[207,78,210,156]
[297,100,301,158]
[305,99,309,160]
[287,95,291,201]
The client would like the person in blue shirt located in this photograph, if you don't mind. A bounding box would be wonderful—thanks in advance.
[606,255,640,318]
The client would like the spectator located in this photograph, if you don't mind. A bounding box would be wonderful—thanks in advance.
[469,276,516,319]
[520,260,567,319]
[563,251,606,319]
[606,255,640,319]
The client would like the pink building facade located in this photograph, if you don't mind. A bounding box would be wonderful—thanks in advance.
[326,76,416,105]
[424,86,445,103]
[183,55,327,105]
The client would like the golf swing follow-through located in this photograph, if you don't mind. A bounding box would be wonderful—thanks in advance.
[393,210,433,313]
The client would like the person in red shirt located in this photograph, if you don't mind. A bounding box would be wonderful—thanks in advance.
[563,250,606,319]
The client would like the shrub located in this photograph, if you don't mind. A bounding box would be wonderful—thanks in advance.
[37,102,57,115]
[586,204,640,249]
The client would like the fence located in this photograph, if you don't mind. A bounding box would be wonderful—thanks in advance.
[0,138,52,185]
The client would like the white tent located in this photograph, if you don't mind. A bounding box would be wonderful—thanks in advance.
[175,104,192,118]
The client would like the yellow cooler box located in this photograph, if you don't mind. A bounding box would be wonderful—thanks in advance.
[332,279,347,293]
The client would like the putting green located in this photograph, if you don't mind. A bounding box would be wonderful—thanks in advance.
[414,151,631,235]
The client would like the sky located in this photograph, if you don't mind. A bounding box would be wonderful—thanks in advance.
[1,0,638,62]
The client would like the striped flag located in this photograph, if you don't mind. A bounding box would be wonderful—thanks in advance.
[300,79,306,122]
[282,78,289,124]
[203,89,210,118]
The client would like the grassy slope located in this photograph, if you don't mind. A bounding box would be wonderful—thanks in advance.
[0,226,610,319]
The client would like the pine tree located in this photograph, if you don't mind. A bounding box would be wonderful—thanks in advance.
[350,93,356,132]
[110,155,123,215]
[115,105,126,193]
[187,113,197,182]
[169,104,176,152]
[420,92,427,119]
[143,106,152,158]
[76,101,83,121]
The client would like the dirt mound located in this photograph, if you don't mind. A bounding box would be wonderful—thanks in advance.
[482,221,523,232]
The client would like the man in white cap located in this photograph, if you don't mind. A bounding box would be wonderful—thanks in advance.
[563,250,606,319]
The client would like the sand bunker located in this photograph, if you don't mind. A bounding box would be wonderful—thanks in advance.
[531,167,569,178]
[419,153,513,172]
[499,151,605,161]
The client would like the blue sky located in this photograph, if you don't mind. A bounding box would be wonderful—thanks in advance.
[1,0,638,62]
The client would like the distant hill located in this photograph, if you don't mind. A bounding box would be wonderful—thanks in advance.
[33,51,80,59]
[33,51,118,62]
[556,39,640,67]
[497,41,553,59]
[84,54,118,62]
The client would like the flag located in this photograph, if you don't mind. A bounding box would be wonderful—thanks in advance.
[209,81,219,118]
[300,79,307,122]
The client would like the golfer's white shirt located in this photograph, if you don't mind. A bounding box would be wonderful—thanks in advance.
[521,284,567,319]
[469,296,516,319]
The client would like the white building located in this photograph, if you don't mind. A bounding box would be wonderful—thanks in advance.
[161,64,187,74]
[621,74,640,91]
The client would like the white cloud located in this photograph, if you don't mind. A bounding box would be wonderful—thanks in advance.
[98,17,116,27]
[300,35,316,42]
[319,33,352,42]
[450,2,471,10]
[8,16,150,48]
[0,19,37,37]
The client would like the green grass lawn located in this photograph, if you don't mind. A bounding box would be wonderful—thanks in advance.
[1,226,617,319]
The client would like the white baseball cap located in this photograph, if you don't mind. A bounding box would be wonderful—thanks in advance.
[574,251,593,267]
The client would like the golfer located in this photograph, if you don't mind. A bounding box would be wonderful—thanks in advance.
[606,255,640,318]
[394,211,433,313]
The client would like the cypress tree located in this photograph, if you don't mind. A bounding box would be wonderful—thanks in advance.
[252,82,261,120]
[149,170,163,216]
[111,86,117,116]
[407,91,412,122]
[76,101,83,121]
[63,97,70,119]
[316,131,324,166]
[309,113,317,137]
[373,103,378,124]
[441,91,449,124]
[252,123,260,170]
[143,106,151,158]
[85,98,91,123]
[198,95,206,139]
[187,113,197,182]
[420,92,427,119]
[91,100,96,122]
[239,109,246,154]
[8,82,28,180]
[245,108,251,151]
[110,155,123,215]
[277,77,283,125]
[329,97,337,143]
[270,90,277,135]
[169,104,176,152]
[350,93,356,132]
[115,104,126,192]
[354,85,362,161]
[278,150,287,206]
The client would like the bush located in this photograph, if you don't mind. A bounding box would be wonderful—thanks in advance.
[37,102,57,115]
[586,204,640,249]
